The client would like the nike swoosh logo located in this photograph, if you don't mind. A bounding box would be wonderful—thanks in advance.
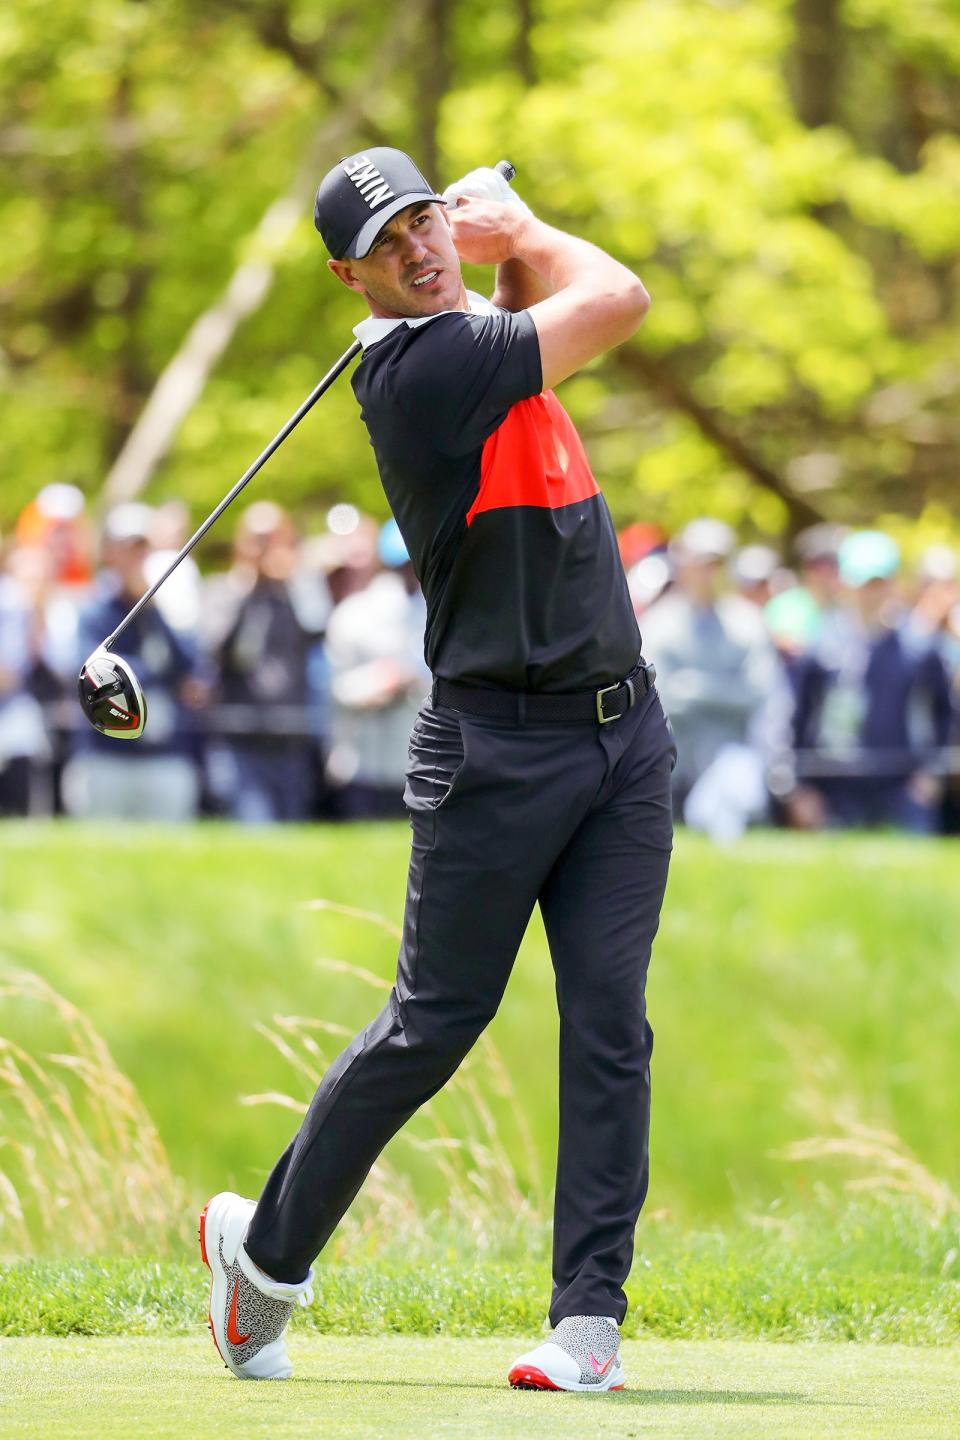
[590,1350,616,1377]
[227,1279,251,1345]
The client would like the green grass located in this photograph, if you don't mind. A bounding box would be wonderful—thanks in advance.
[3,1198,959,1343]
[2,823,959,1432]
[3,821,959,1230]
[3,1336,959,1440]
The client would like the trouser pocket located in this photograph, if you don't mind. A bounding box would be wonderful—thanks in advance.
[403,704,466,813]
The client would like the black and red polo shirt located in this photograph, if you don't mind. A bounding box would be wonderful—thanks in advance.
[351,294,640,692]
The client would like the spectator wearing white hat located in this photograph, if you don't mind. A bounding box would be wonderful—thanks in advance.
[325,519,430,819]
[731,544,784,610]
[0,549,55,815]
[61,504,202,822]
[640,518,784,836]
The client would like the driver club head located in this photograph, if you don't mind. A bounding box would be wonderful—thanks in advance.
[78,649,147,740]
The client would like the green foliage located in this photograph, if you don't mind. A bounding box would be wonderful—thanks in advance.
[2,0,959,538]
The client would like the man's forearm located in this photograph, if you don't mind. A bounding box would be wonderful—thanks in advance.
[492,257,554,312]
[512,215,649,390]
[508,215,647,305]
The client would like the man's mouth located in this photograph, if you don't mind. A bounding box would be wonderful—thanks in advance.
[411,270,440,289]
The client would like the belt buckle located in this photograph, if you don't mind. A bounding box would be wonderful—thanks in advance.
[596,682,622,724]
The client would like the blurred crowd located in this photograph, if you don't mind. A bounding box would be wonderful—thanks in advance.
[2,483,959,837]
[0,484,427,825]
[624,517,960,840]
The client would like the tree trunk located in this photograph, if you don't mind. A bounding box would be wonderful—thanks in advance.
[616,348,825,534]
[105,68,152,466]
[514,0,536,88]
[789,0,843,129]
[416,0,453,181]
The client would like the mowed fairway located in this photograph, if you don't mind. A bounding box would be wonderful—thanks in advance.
[3,1336,959,1440]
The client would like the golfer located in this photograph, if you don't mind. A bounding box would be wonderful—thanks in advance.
[200,149,675,1392]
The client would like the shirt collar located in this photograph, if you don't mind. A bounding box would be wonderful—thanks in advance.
[353,289,496,350]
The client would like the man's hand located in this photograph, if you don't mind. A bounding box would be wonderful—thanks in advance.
[446,196,529,267]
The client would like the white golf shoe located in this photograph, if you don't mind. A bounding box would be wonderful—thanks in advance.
[199,1191,314,1380]
[508,1315,625,1391]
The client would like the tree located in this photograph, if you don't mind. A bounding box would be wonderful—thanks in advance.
[2,0,958,546]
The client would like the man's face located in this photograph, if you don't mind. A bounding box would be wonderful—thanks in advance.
[105,537,150,598]
[328,202,466,319]
[852,575,894,626]
[676,556,723,606]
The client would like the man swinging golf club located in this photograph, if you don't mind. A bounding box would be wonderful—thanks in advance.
[200,148,676,1391]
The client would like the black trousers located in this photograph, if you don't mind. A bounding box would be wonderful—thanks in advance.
[245,684,676,1325]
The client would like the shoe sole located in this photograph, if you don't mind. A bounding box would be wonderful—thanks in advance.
[508,1362,625,1392]
[199,1200,228,1370]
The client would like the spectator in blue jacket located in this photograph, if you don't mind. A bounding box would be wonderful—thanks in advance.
[791,530,953,832]
[202,502,330,823]
[62,504,202,821]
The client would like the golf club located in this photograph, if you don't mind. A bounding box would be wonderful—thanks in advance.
[78,159,516,740]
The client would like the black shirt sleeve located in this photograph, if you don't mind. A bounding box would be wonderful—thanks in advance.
[392,308,543,457]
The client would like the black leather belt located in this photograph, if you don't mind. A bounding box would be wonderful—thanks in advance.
[432,659,656,725]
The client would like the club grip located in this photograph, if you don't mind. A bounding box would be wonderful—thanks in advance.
[494,159,516,184]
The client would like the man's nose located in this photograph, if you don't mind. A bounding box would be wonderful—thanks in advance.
[399,229,427,264]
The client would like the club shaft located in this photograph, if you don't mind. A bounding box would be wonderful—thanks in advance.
[103,338,362,651]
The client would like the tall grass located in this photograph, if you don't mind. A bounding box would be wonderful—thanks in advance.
[773,1026,959,1227]
[242,899,550,1263]
[2,883,957,1278]
[0,969,187,1258]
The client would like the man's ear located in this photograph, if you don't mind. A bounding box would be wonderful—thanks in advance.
[328,257,366,295]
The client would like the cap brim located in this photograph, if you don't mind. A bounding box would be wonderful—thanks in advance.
[347,192,446,259]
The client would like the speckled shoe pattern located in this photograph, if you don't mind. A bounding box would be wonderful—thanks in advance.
[508,1314,624,1391]
[199,1190,313,1380]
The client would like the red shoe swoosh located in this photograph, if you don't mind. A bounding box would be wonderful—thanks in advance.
[590,1349,616,1378]
[227,1279,251,1345]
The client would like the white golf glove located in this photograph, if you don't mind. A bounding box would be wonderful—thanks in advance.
[442,166,533,216]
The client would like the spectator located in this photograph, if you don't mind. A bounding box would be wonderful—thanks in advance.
[15,483,93,591]
[792,522,848,650]
[305,508,379,607]
[0,547,55,815]
[325,520,430,819]
[641,518,784,838]
[906,545,960,676]
[61,504,202,822]
[906,546,960,835]
[143,501,203,639]
[618,521,667,574]
[203,501,330,823]
[791,530,953,833]
[731,544,783,610]
[627,550,671,619]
